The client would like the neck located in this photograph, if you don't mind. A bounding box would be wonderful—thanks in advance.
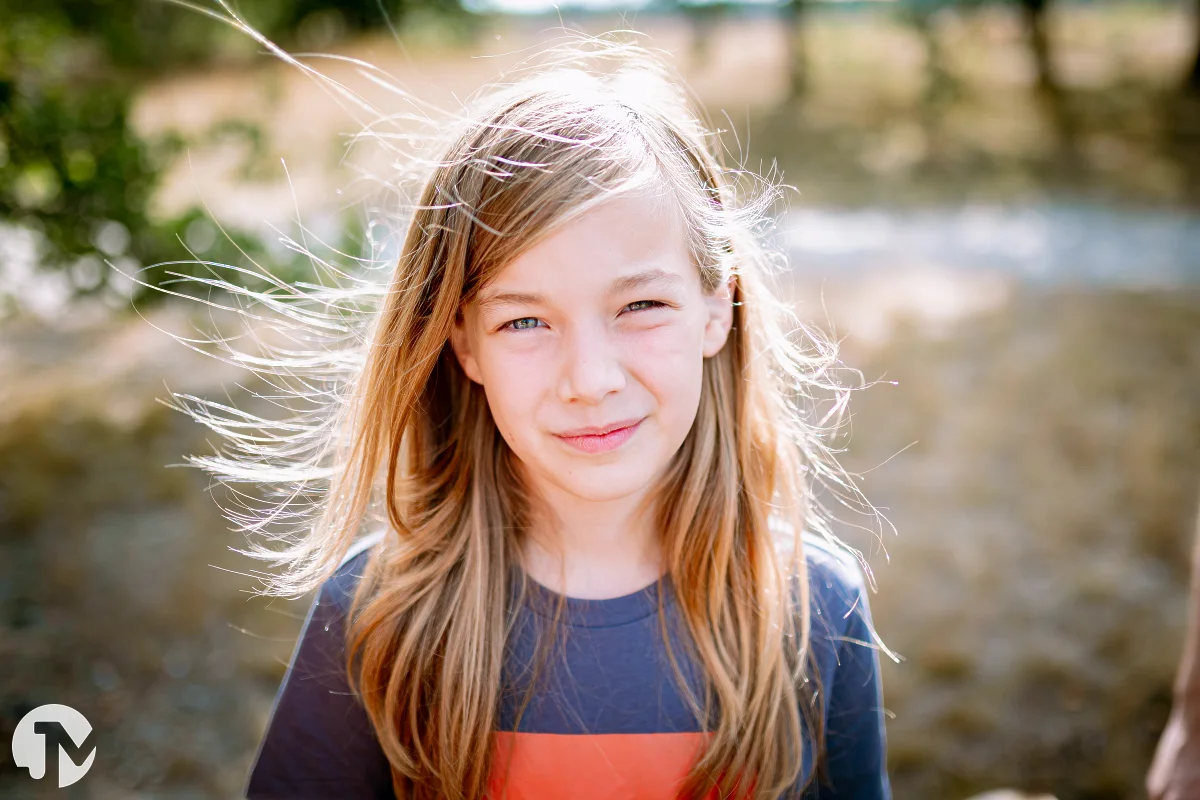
[520,481,664,600]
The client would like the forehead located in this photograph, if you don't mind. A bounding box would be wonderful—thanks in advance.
[475,191,697,313]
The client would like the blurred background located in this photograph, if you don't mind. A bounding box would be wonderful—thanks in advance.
[2,0,1199,797]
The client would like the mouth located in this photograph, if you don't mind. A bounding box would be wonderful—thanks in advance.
[554,417,645,455]
[556,417,645,438]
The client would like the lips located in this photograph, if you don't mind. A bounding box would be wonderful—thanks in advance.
[553,417,645,455]
[555,417,645,438]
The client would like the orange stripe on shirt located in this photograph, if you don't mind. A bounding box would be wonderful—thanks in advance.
[485,731,718,800]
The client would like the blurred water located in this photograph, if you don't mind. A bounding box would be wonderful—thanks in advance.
[782,201,1200,288]
[361,199,1200,291]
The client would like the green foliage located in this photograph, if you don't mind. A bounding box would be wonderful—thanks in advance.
[0,0,462,313]
[1,26,173,289]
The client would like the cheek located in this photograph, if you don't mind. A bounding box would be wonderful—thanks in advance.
[627,324,706,407]
[477,346,545,443]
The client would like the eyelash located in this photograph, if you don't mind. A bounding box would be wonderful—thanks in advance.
[499,300,668,333]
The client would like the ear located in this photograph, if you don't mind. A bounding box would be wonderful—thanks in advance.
[701,274,736,358]
[449,310,485,385]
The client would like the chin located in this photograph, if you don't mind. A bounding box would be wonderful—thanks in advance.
[543,460,663,503]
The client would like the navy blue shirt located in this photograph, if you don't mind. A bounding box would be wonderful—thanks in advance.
[245,531,891,798]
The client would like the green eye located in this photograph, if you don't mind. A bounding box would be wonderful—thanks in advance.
[501,317,542,332]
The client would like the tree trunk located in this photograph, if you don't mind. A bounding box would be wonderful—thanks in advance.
[784,0,808,102]
[1019,0,1058,95]
[1017,0,1080,174]
[1185,0,1200,94]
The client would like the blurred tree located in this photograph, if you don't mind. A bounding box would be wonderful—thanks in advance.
[895,0,963,111]
[1187,0,1200,94]
[782,0,810,101]
[1015,0,1058,96]
[685,1,729,69]
[1013,0,1079,171]
[661,0,809,100]
[0,0,467,314]
[0,4,191,311]
[887,0,1084,176]
[651,0,735,74]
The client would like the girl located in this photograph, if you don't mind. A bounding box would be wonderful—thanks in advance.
[171,10,892,799]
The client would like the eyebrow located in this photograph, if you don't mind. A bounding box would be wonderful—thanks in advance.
[476,268,686,315]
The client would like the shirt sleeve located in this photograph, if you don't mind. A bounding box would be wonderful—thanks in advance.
[243,553,395,799]
[819,564,892,799]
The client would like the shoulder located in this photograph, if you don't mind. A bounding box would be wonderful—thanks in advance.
[794,531,877,648]
[800,532,870,611]
[245,532,396,798]
[770,515,877,643]
[769,516,869,600]
[292,528,389,666]
[798,535,892,797]
[319,528,388,613]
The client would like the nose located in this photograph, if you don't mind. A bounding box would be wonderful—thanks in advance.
[557,320,627,404]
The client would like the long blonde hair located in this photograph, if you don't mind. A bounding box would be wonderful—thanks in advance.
[160,6,879,798]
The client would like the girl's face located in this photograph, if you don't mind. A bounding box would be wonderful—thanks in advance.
[450,190,734,505]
